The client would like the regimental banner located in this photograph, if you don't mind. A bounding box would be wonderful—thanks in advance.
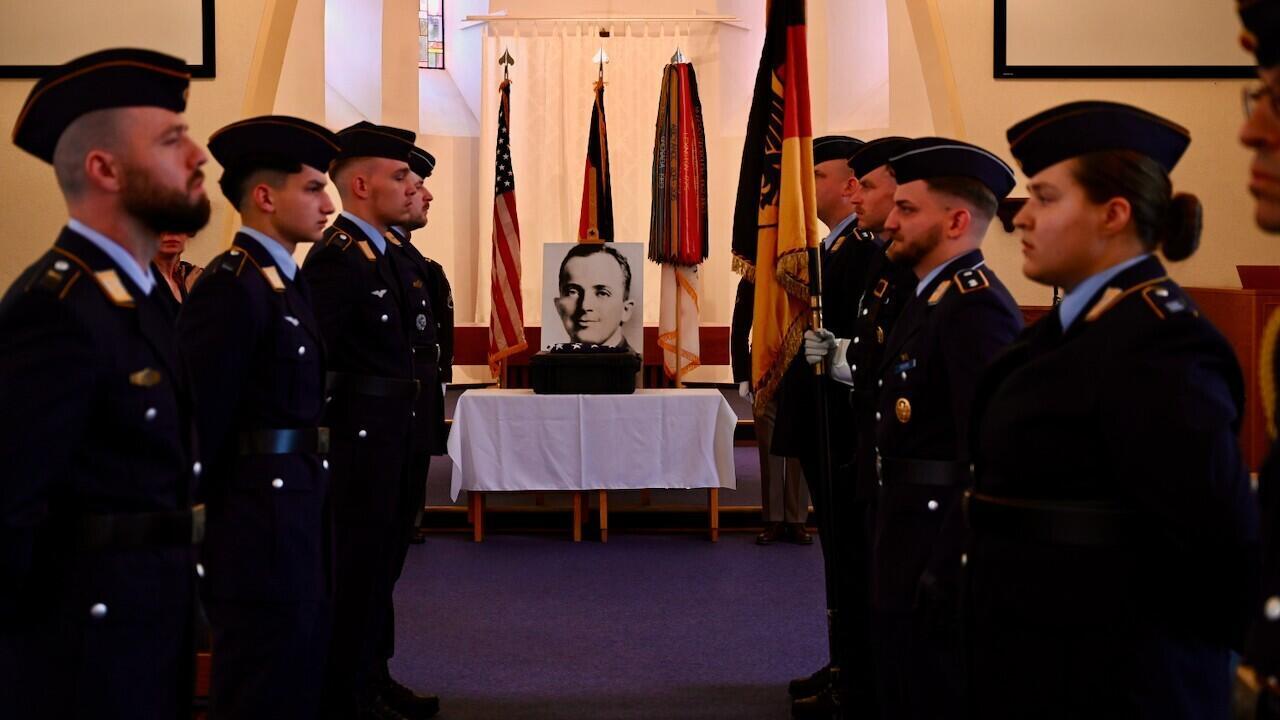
[730,0,820,412]
[649,60,709,381]
[488,78,528,374]
[578,79,614,243]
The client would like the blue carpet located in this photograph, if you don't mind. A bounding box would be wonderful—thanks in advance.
[390,533,826,719]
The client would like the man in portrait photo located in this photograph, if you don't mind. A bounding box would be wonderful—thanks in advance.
[553,242,638,351]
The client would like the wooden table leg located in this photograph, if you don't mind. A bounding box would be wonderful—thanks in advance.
[470,492,485,543]
[599,490,608,543]
[708,488,720,543]
[572,492,583,542]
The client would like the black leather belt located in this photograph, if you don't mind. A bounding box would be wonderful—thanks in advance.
[326,371,419,400]
[238,427,330,455]
[964,490,1140,547]
[878,457,969,487]
[412,344,441,363]
[75,504,206,549]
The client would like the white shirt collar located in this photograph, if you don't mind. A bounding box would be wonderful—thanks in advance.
[341,211,386,255]
[237,226,297,280]
[1058,254,1151,332]
[66,219,155,296]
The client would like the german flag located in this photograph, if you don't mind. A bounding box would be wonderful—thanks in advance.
[731,0,819,412]
[578,79,614,242]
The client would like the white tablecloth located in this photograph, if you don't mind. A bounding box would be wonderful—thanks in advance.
[447,389,738,500]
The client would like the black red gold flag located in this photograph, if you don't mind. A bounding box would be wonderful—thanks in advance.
[730,0,820,411]
[578,80,614,242]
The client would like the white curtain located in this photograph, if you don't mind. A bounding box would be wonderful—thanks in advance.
[474,20,721,327]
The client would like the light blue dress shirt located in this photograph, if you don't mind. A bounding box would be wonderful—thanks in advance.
[1057,253,1151,332]
[915,253,982,297]
[340,211,386,255]
[66,219,155,296]
[823,213,857,252]
[237,226,298,280]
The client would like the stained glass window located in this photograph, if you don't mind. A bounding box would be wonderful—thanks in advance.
[418,0,444,70]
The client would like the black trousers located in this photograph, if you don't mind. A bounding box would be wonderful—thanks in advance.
[207,599,329,719]
[378,451,431,670]
[321,398,412,716]
[869,609,963,720]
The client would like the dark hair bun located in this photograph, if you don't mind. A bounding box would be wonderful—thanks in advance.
[1159,192,1201,262]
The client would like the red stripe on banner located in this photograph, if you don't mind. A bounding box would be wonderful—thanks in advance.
[782,25,812,142]
[492,194,523,345]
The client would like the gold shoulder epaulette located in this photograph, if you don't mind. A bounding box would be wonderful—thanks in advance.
[327,231,353,250]
[30,255,83,300]
[1140,282,1189,320]
[954,267,990,294]
[217,248,250,276]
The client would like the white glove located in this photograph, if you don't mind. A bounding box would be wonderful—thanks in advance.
[738,380,752,401]
[803,328,838,367]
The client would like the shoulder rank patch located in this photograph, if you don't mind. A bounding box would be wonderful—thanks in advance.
[928,279,952,306]
[873,278,889,299]
[1085,276,1170,322]
[218,250,249,275]
[328,232,353,250]
[356,240,377,262]
[35,260,82,299]
[93,269,135,308]
[855,227,877,243]
[1140,284,1187,320]
[259,265,286,293]
[954,268,989,294]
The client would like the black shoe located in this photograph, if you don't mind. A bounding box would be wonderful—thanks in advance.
[359,695,411,720]
[757,522,785,545]
[791,686,840,719]
[409,529,426,545]
[786,523,813,545]
[382,676,440,719]
[788,664,831,698]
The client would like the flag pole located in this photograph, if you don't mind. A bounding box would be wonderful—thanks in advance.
[807,243,842,700]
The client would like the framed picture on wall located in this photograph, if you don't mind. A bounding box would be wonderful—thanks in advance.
[0,0,215,78]
[994,0,1255,79]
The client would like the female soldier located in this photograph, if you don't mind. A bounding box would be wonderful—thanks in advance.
[964,101,1259,719]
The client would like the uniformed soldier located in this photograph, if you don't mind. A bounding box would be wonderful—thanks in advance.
[811,137,1022,719]
[792,137,916,719]
[768,134,872,716]
[373,142,449,714]
[177,115,341,719]
[1237,3,1280,716]
[0,48,209,719]
[964,101,1259,719]
[303,122,439,719]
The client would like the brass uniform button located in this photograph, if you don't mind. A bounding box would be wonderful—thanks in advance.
[895,398,911,423]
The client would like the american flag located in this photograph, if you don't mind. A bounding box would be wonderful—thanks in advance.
[487,79,527,374]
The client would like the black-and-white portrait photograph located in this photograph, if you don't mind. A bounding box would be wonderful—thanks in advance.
[542,242,644,353]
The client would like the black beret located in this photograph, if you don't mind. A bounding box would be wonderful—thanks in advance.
[408,146,436,178]
[889,137,1017,199]
[1240,0,1280,67]
[813,135,865,165]
[1007,101,1190,177]
[849,136,911,179]
[335,121,415,162]
[208,115,340,176]
[13,48,191,164]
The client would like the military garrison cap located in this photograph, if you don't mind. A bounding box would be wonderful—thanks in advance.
[849,136,911,179]
[1240,0,1280,67]
[408,146,437,178]
[335,121,415,162]
[1007,101,1190,177]
[889,137,1017,199]
[13,48,191,163]
[813,135,865,165]
[209,115,341,175]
